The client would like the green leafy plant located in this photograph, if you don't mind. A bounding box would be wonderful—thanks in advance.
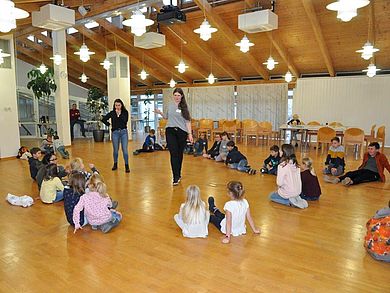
[27,68,57,100]
[86,87,108,129]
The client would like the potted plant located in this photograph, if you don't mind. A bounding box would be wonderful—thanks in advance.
[27,68,57,136]
[86,86,108,142]
[143,89,153,133]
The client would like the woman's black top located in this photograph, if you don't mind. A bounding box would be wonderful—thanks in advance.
[102,110,129,131]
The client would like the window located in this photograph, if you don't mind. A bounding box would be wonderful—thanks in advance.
[120,57,128,78]
[109,57,116,78]
[0,39,11,68]
[287,89,293,119]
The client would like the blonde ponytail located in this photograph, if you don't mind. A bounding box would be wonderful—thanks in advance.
[302,157,316,176]
[88,174,108,197]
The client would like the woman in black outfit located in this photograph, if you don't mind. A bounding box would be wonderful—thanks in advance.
[155,88,193,185]
[102,99,130,173]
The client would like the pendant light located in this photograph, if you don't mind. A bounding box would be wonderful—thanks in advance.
[207,56,217,84]
[74,43,95,62]
[235,35,254,53]
[138,53,149,80]
[0,49,10,65]
[263,34,278,70]
[363,63,380,78]
[50,53,65,66]
[100,58,111,70]
[79,73,88,83]
[356,6,379,60]
[284,71,293,83]
[0,0,29,33]
[169,78,176,88]
[326,0,370,22]
[122,9,154,37]
[175,41,188,73]
[193,0,217,41]
[38,63,48,74]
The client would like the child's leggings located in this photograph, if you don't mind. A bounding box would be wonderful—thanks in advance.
[209,208,225,231]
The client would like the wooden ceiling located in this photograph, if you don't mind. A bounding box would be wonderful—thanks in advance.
[7,0,390,92]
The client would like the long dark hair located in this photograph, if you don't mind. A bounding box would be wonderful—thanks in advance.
[112,98,128,112]
[69,172,86,195]
[280,143,299,166]
[173,88,191,121]
[44,163,58,181]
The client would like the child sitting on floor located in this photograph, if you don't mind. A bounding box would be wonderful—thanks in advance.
[174,185,210,238]
[203,133,221,159]
[225,141,256,175]
[364,200,390,262]
[53,135,70,159]
[17,146,31,160]
[40,134,54,154]
[300,157,322,201]
[260,145,281,175]
[73,174,122,234]
[323,136,345,176]
[40,163,65,204]
[133,129,164,155]
[215,132,229,162]
[69,157,99,182]
[63,172,87,227]
[208,181,260,244]
[269,144,308,209]
[193,132,208,157]
[28,147,43,180]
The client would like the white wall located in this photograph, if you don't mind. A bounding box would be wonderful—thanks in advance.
[0,36,20,158]
[293,75,390,146]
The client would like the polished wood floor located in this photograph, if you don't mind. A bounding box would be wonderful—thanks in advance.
[1,137,389,292]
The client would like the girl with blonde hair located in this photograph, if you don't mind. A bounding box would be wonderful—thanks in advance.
[174,185,209,238]
[300,157,322,201]
[73,174,122,234]
[69,157,99,182]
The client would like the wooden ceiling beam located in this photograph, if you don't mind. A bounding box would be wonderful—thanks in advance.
[75,25,155,86]
[193,0,270,80]
[266,32,300,78]
[301,0,335,77]
[96,19,193,84]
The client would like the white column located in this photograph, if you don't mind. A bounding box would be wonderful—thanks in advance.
[52,30,71,146]
[0,35,20,158]
[106,51,131,139]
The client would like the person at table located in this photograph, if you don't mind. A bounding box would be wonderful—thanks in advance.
[324,142,390,186]
[287,114,301,147]
[70,103,86,140]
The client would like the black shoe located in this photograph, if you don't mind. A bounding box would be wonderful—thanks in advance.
[125,165,130,173]
[111,200,118,209]
[112,163,118,171]
[260,168,267,174]
[208,196,216,213]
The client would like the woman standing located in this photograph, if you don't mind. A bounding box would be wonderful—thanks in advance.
[102,99,130,173]
[155,88,193,185]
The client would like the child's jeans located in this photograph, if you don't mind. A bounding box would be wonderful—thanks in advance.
[229,159,250,172]
[262,164,278,175]
[323,164,344,176]
[57,146,69,158]
[215,153,227,162]
[269,191,290,206]
[53,190,64,203]
[193,142,205,156]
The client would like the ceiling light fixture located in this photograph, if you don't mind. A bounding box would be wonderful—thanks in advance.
[50,53,65,66]
[194,19,218,41]
[207,56,217,84]
[38,63,48,74]
[285,71,293,83]
[263,56,278,70]
[74,43,95,62]
[100,58,112,70]
[356,42,379,60]
[79,72,88,83]
[0,49,10,65]
[326,0,370,22]
[235,35,254,53]
[0,0,29,33]
[175,60,188,74]
[122,9,154,37]
[363,63,380,77]
[169,78,176,88]
[139,69,148,80]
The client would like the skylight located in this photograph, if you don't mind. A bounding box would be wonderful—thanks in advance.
[67,27,78,34]
[84,21,99,29]
[41,31,48,36]
[27,35,35,42]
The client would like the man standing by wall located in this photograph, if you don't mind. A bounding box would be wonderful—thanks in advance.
[69,103,86,140]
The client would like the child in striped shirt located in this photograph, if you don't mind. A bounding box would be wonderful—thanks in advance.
[323,137,345,176]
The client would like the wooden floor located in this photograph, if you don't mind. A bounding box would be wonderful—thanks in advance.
[1,137,389,292]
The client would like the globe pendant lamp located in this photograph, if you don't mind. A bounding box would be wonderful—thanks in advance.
[0,0,29,33]
[235,35,254,53]
[363,63,380,78]
[50,53,65,66]
[263,56,278,70]
[79,73,88,83]
[285,71,293,83]
[175,60,188,74]
[0,48,10,65]
[122,9,154,37]
[356,42,379,60]
[193,18,217,41]
[38,63,48,74]
[169,78,176,88]
[326,0,370,22]
[74,43,95,62]
[139,69,148,80]
[100,58,112,70]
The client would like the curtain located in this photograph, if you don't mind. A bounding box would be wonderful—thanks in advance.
[237,84,288,130]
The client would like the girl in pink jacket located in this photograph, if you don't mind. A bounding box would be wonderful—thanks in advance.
[269,144,308,209]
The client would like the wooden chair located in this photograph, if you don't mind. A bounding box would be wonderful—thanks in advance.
[211,119,225,140]
[223,120,239,143]
[376,125,386,152]
[316,127,336,155]
[307,121,321,147]
[241,120,259,145]
[157,118,167,138]
[329,122,343,127]
[258,121,273,145]
[364,124,376,148]
[343,128,365,160]
[197,119,213,139]
[191,119,199,138]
